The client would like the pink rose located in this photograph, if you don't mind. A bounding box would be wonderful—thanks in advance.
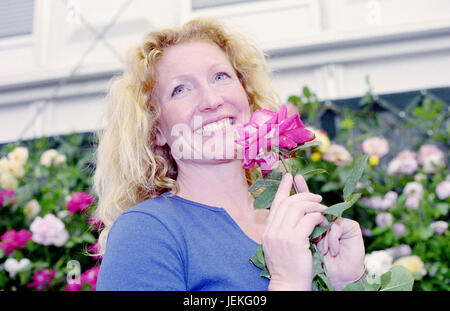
[0,189,17,208]
[286,101,300,117]
[418,144,446,173]
[235,104,315,173]
[30,214,69,246]
[87,240,103,260]
[436,180,450,200]
[27,269,55,290]
[322,144,353,166]
[387,150,418,175]
[66,192,95,214]
[0,229,32,255]
[360,137,389,158]
[81,266,100,291]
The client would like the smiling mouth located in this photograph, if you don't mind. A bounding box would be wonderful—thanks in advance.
[194,117,235,135]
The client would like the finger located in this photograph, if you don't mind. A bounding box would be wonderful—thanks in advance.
[266,173,293,230]
[282,192,323,207]
[334,218,362,240]
[328,222,343,257]
[316,233,329,256]
[275,201,328,229]
[294,213,328,241]
[294,174,309,193]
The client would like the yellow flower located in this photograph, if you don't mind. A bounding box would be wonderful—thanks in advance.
[369,155,379,167]
[311,129,330,153]
[0,172,18,190]
[311,152,322,162]
[393,255,425,275]
[8,147,28,166]
[6,160,25,178]
[0,157,9,174]
[24,200,41,219]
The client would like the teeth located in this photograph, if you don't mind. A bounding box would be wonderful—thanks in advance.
[195,118,233,135]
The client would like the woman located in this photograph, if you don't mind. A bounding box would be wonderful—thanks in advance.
[93,17,365,291]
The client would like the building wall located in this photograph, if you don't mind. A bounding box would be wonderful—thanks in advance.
[0,0,449,144]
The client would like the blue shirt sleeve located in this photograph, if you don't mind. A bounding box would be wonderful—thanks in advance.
[96,211,186,290]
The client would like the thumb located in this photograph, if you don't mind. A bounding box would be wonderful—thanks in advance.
[294,174,309,193]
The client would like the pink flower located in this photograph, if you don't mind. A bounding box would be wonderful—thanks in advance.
[286,101,299,117]
[322,144,353,166]
[360,137,389,158]
[0,229,32,255]
[375,212,393,227]
[30,214,69,246]
[66,192,95,214]
[387,150,418,175]
[393,223,406,237]
[436,180,450,200]
[387,244,412,258]
[0,189,17,208]
[87,216,105,231]
[235,104,315,172]
[65,282,82,291]
[27,269,55,290]
[430,221,448,235]
[87,241,103,260]
[81,266,100,291]
[418,144,446,173]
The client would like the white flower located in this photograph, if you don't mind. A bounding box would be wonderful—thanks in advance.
[376,212,393,227]
[0,157,9,174]
[322,144,353,166]
[4,258,31,277]
[30,214,69,246]
[364,250,393,277]
[6,160,25,179]
[40,149,66,168]
[8,147,28,166]
[436,181,450,200]
[387,150,418,175]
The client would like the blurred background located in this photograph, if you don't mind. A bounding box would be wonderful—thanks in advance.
[0,0,449,291]
[0,0,449,143]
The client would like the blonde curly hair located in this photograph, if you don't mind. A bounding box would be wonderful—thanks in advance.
[91,17,280,256]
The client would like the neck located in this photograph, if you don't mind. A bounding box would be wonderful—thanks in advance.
[174,159,254,217]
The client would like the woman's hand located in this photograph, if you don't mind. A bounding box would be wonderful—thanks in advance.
[316,218,366,290]
[263,173,329,291]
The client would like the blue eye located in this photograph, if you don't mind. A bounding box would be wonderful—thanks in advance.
[215,72,230,81]
[171,85,185,97]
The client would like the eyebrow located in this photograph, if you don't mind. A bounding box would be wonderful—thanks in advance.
[166,62,233,82]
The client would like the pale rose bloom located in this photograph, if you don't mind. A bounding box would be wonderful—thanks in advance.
[0,172,18,190]
[0,157,9,174]
[436,181,450,200]
[6,160,25,179]
[40,149,66,168]
[430,221,448,235]
[405,195,421,210]
[361,227,372,237]
[376,212,393,227]
[381,191,398,210]
[4,258,31,277]
[393,223,406,237]
[404,182,423,197]
[361,137,389,158]
[8,147,28,166]
[387,150,418,175]
[366,196,384,210]
[24,200,41,219]
[418,144,445,173]
[322,144,353,166]
[414,173,427,182]
[30,214,69,246]
[387,244,411,258]
[364,250,393,277]
[393,255,426,276]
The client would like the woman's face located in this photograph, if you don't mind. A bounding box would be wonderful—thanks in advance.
[153,40,251,162]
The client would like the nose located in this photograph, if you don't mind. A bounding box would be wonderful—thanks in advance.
[197,84,224,111]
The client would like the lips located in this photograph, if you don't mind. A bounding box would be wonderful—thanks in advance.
[193,116,236,132]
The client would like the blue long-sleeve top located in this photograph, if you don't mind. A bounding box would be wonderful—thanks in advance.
[96,192,269,291]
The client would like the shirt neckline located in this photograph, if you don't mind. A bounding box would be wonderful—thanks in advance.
[162,191,260,246]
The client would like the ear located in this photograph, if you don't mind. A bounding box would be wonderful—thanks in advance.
[154,124,167,147]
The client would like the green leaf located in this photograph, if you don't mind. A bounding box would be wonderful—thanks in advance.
[253,184,279,210]
[248,177,280,193]
[343,154,369,200]
[303,86,311,98]
[255,245,265,266]
[321,182,341,192]
[311,225,329,240]
[323,193,362,218]
[302,169,328,177]
[419,227,434,240]
[379,266,414,291]
[343,281,365,291]
[288,140,322,155]
[81,232,96,244]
